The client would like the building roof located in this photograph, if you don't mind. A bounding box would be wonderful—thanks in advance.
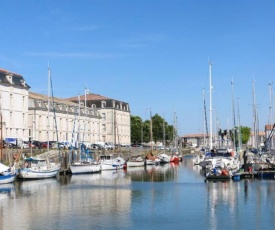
[66,93,111,101]
[0,68,30,89]
[0,68,21,77]
[29,91,78,106]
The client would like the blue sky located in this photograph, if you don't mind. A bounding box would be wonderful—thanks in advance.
[1,0,275,135]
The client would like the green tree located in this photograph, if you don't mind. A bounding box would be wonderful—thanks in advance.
[132,113,175,145]
[229,126,251,146]
[130,115,143,144]
[240,126,251,145]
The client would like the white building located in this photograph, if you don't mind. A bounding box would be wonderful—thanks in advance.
[28,92,105,145]
[0,68,30,145]
[0,68,131,147]
[67,93,131,146]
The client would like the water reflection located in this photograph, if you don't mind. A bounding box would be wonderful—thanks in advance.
[1,158,275,229]
[126,162,180,182]
[0,183,15,200]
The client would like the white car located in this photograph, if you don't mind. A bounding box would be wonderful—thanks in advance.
[21,142,30,149]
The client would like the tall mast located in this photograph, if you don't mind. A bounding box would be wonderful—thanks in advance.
[47,64,51,154]
[203,88,208,147]
[83,87,87,145]
[231,79,237,151]
[269,83,273,149]
[237,97,242,150]
[163,112,165,152]
[252,79,257,148]
[149,108,153,152]
[209,61,213,149]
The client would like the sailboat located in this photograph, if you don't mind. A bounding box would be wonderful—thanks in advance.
[157,113,170,164]
[0,162,16,184]
[18,66,60,179]
[145,109,160,165]
[69,89,101,174]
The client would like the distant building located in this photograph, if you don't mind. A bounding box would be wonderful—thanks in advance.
[67,93,131,146]
[0,68,30,145]
[0,67,131,147]
[28,92,102,144]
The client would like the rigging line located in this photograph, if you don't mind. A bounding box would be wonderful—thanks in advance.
[69,107,78,164]
[203,88,209,139]
[49,67,61,160]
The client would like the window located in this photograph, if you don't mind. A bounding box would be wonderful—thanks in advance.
[102,113,106,121]
[101,101,106,108]
[102,124,106,132]
[22,96,25,108]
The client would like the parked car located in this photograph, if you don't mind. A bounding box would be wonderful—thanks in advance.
[51,142,65,149]
[29,140,41,149]
[90,144,104,150]
[21,141,30,149]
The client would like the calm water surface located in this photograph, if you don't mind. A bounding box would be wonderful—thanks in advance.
[1,156,275,230]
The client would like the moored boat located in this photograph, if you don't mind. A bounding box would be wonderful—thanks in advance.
[70,161,101,174]
[145,153,160,165]
[157,153,170,163]
[0,163,16,184]
[126,156,145,167]
[99,154,125,170]
[18,157,60,179]
[205,167,232,180]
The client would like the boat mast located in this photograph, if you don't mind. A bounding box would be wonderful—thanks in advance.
[47,65,51,154]
[209,61,213,150]
[252,79,257,148]
[231,79,237,151]
[269,83,273,149]
[203,88,208,147]
[237,97,242,150]
[149,108,153,153]
[163,112,165,153]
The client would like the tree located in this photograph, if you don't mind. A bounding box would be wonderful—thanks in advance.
[130,115,143,144]
[240,126,251,145]
[229,126,251,146]
[130,113,175,145]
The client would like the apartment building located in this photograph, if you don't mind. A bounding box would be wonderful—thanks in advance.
[67,93,131,146]
[0,68,30,145]
[0,68,131,146]
[28,92,102,145]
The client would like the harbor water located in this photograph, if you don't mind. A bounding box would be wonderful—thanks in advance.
[1,156,275,230]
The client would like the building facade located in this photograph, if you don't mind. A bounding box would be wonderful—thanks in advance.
[0,68,131,147]
[28,92,102,145]
[67,93,131,146]
[0,68,30,145]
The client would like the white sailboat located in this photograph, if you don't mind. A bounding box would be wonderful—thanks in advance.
[126,155,145,167]
[69,88,101,174]
[18,66,60,179]
[0,162,16,184]
[145,109,160,165]
[99,154,125,170]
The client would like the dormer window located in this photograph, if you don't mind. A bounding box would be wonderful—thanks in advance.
[6,73,13,84]
[101,101,106,108]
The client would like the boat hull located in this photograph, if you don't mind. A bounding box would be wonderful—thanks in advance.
[0,173,16,184]
[101,163,125,171]
[100,156,126,171]
[127,161,145,167]
[70,163,101,174]
[18,168,59,179]
[145,159,160,165]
